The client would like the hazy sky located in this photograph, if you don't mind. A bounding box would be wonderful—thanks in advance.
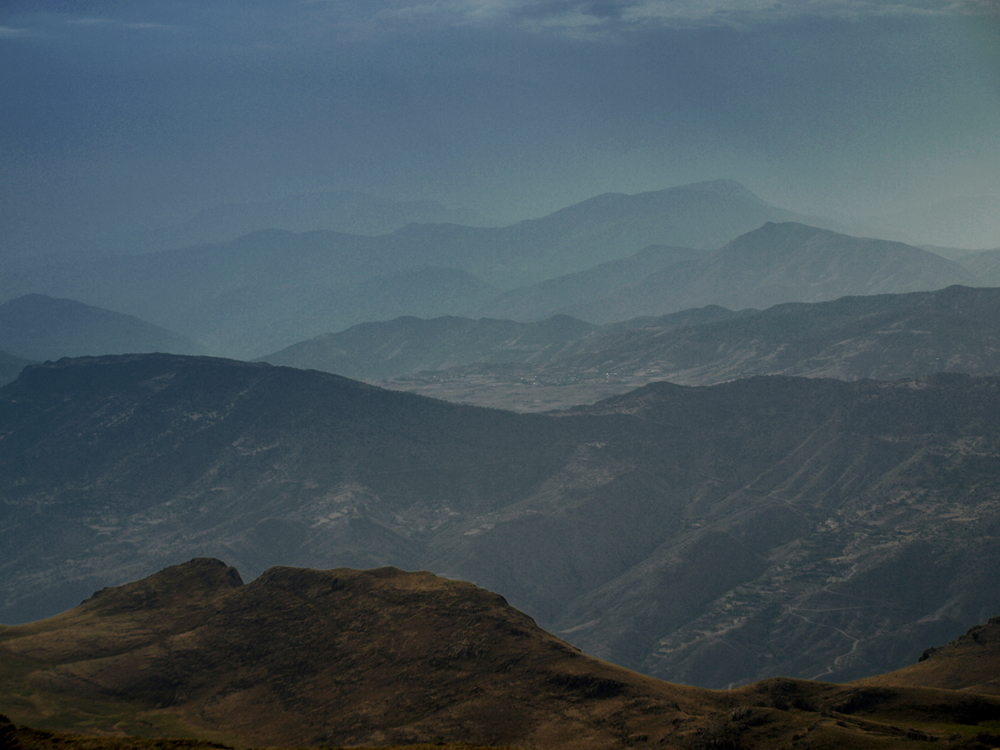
[2,0,999,251]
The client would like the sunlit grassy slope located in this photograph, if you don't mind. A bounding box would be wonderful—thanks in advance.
[3,560,1000,749]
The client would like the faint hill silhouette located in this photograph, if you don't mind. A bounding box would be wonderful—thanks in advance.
[561,222,973,322]
[0,294,204,361]
[0,182,854,356]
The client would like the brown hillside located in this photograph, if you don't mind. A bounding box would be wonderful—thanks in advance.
[0,559,711,749]
[4,561,1000,750]
[854,617,1000,695]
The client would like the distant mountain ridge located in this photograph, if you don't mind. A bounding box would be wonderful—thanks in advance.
[0,181,862,357]
[387,179,837,287]
[479,244,701,321]
[175,265,500,357]
[558,221,973,323]
[532,283,1000,385]
[0,294,204,362]
[264,285,1000,412]
[260,314,598,379]
[83,190,496,257]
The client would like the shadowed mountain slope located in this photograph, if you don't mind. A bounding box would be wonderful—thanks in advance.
[260,314,598,379]
[529,284,1000,386]
[3,355,1000,691]
[4,560,1000,750]
[295,286,1000,411]
[0,295,204,361]
[0,350,34,386]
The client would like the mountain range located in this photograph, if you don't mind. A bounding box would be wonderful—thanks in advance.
[3,353,1000,691]
[3,180,948,359]
[3,558,1000,750]
[548,221,972,324]
[262,285,1000,411]
[115,190,494,254]
[261,313,599,380]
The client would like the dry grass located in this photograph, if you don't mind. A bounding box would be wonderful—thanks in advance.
[4,560,1000,750]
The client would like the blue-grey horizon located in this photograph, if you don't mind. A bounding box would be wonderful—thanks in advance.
[2,0,999,252]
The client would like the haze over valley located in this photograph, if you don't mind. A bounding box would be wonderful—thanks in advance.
[3,1,1000,748]
[3,173,1000,750]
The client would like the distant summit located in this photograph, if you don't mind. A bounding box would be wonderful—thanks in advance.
[684,178,767,202]
[0,180,843,357]
[560,221,972,322]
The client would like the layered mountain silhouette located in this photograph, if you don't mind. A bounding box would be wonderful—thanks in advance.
[549,284,1000,384]
[0,182,882,358]
[117,190,494,253]
[477,244,701,322]
[0,294,203,362]
[3,354,1000,690]
[262,285,1000,410]
[3,558,999,750]
[175,265,500,357]
[261,314,598,379]
[556,221,973,323]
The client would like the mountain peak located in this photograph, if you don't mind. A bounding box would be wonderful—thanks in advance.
[683,178,764,202]
[7,560,1000,748]
[0,559,708,748]
[82,558,243,615]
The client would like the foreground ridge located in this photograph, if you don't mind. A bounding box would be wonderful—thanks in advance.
[3,560,1000,749]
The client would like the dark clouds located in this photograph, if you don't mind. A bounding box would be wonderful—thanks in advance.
[2,0,999,254]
